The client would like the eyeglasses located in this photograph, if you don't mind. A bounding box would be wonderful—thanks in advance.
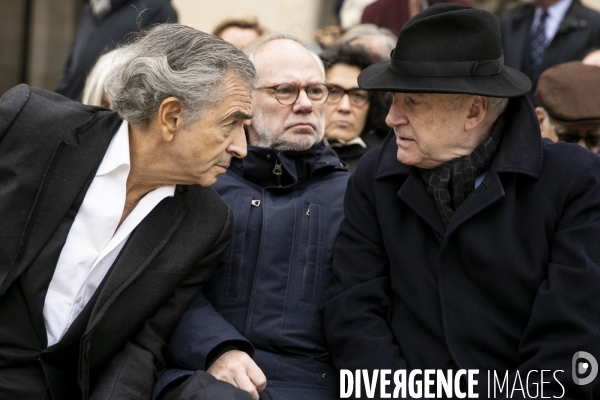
[256,83,331,105]
[327,84,370,107]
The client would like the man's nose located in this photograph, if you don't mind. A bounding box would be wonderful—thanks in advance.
[385,103,408,128]
[229,126,248,158]
[292,89,314,113]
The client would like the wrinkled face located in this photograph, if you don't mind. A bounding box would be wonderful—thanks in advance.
[173,73,252,186]
[385,93,474,169]
[219,27,260,49]
[325,64,370,142]
[248,39,325,151]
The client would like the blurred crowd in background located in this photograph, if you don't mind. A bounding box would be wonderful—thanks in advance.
[3,0,600,156]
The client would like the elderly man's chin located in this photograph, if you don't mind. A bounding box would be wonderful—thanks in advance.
[396,147,425,168]
[196,166,228,187]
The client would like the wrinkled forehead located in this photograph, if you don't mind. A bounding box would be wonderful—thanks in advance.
[253,39,325,84]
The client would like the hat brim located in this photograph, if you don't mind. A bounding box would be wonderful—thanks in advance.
[358,60,532,98]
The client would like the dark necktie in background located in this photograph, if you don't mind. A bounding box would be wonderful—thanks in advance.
[530,10,549,82]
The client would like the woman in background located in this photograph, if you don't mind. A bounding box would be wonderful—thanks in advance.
[320,43,391,172]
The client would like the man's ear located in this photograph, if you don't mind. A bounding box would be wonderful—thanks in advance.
[158,97,184,142]
[464,95,487,131]
[535,107,546,128]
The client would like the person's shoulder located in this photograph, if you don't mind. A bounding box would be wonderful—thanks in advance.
[573,0,600,24]
[540,140,600,191]
[543,139,600,168]
[0,84,31,112]
[188,185,229,212]
[1,84,109,131]
[500,2,534,23]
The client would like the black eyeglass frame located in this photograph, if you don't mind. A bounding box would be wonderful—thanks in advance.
[256,82,332,106]
[326,84,371,107]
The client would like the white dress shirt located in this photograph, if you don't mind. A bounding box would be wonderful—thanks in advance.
[531,0,572,45]
[43,121,176,346]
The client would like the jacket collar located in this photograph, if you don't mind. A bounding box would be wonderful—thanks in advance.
[229,141,347,189]
[374,96,543,180]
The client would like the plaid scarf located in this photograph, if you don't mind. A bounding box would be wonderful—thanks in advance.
[420,115,504,226]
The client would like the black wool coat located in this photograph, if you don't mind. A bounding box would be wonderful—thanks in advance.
[323,96,600,399]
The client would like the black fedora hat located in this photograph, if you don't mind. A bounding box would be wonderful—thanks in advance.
[358,3,531,97]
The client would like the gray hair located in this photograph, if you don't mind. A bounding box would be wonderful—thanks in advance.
[105,24,256,127]
[243,31,326,80]
[449,94,509,120]
[340,24,397,59]
[486,96,510,119]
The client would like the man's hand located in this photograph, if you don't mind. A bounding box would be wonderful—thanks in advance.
[207,350,267,400]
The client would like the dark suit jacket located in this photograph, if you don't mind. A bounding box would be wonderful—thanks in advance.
[0,84,233,399]
[501,0,600,94]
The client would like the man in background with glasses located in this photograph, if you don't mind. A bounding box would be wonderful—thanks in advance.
[535,61,600,154]
[153,32,349,400]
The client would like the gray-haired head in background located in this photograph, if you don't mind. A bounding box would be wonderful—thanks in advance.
[244,31,326,80]
[340,24,397,60]
[105,24,256,127]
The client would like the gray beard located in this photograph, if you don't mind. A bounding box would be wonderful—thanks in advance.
[251,113,325,151]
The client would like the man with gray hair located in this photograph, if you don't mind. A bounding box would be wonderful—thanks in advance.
[0,24,254,399]
[154,32,349,400]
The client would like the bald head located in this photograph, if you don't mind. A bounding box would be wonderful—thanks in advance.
[245,35,327,151]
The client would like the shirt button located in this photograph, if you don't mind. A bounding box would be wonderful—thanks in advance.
[75,296,82,303]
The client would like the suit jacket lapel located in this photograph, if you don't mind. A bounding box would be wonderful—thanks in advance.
[5,112,121,290]
[87,190,189,331]
[510,6,535,71]
[15,143,108,282]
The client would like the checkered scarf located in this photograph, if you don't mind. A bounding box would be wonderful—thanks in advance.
[420,115,504,226]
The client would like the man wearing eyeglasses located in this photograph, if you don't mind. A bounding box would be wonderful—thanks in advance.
[535,61,600,154]
[153,32,350,400]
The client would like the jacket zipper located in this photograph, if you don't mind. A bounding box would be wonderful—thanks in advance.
[273,160,282,187]
[301,202,310,299]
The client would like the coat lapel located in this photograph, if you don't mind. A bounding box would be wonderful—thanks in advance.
[397,171,446,237]
[86,190,189,331]
[509,6,534,71]
[14,143,108,282]
[445,172,506,238]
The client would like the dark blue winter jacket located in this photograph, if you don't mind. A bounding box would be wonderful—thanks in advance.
[154,143,350,399]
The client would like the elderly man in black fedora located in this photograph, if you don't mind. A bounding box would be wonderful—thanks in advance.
[323,4,600,399]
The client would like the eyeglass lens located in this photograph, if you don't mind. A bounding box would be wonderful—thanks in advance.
[273,83,329,105]
[328,85,369,106]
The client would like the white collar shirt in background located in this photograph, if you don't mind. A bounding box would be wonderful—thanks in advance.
[43,121,176,347]
[531,0,573,45]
